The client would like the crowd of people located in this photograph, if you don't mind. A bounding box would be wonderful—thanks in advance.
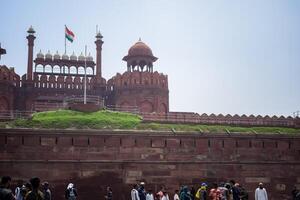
[130,180,299,200]
[131,180,251,200]
[0,176,78,200]
[1,176,300,200]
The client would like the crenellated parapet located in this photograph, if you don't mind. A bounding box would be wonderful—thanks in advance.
[107,71,168,91]
[142,112,298,128]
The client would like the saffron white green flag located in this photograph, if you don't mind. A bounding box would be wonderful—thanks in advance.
[65,26,75,42]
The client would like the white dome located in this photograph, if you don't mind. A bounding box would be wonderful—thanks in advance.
[45,50,52,60]
[78,52,85,61]
[70,52,77,61]
[37,50,44,59]
[54,51,61,60]
[62,53,69,60]
[87,52,93,61]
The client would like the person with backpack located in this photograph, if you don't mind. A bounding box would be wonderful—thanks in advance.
[218,183,229,200]
[131,184,140,200]
[25,177,44,200]
[65,183,78,200]
[42,182,51,200]
[0,176,15,200]
[195,183,207,200]
[14,180,23,200]
[180,186,191,200]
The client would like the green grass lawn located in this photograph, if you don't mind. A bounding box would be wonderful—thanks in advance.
[0,109,299,134]
[2,110,142,129]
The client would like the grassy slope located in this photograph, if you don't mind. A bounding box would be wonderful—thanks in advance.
[0,110,299,134]
[4,110,142,129]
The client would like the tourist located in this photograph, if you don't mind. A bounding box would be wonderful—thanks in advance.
[195,183,207,200]
[42,182,51,200]
[14,180,23,200]
[65,183,78,200]
[224,183,232,200]
[138,182,147,200]
[104,187,113,200]
[218,182,229,200]
[23,182,32,198]
[25,177,44,200]
[292,186,300,200]
[173,190,180,200]
[229,181,240,200]
[162,190,169,200]
[131,184,140,200]
[157,186,165,200]
[0,176,15,200]
[208,183,220,200]
[254,183,268,200]
[238,184,248,200]
[190,187,195,200]
[146,189,154,200]
[180,186,191,200]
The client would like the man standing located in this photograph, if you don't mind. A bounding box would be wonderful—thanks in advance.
[138,182,147,200]
[25,177,44,200]
[42,182,51,200]
[255,183,268,200]
[131,184,140,200]
[0,176,15,200]
[104,187,113,200]
[65,183,78,200]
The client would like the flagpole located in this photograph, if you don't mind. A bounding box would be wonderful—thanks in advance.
[84,45,87,104]
[64,25,67,54]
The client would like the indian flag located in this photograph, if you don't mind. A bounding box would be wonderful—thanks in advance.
[65,26,75,42]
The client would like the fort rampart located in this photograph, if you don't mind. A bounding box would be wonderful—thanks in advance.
[0,129,299,200]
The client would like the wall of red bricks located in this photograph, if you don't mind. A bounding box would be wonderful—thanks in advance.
[141,112,300,128]
[0,129,299,200]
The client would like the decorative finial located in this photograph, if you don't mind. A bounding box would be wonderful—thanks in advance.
[96,31,103,40]
[27,25,35,34]
[138,37,142,42]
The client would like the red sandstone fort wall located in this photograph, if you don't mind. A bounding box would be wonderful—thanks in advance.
[141,112,299,128]
[0,129,299,200]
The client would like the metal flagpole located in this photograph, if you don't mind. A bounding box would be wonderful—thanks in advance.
[64,25,67,54]
[84,45,87,104]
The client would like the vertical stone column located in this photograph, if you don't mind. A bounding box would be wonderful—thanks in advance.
[26,26,36,81]
[95,32,104,79]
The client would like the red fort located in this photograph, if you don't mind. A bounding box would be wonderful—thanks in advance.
[0,27,300,200]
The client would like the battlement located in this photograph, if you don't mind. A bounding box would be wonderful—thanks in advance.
[107,71,168,91]
[142,112,299,128]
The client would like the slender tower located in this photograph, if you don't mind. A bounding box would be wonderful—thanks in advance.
[95,31,103,78]
[26,26,36,81]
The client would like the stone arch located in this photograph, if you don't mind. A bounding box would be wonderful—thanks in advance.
[159,103,167,113]
[0,96,9,111]
[35,64,44,73]
[70,66,77,74]
[140,100,153,113]
[86,67,93,75]
[53,65,61,73]
[44,64,52,73]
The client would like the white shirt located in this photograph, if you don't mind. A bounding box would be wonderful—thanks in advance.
[255,188,268,200]
[146,193,154,200]
[131,189,140,200]
[174,194,179,200]
[162,194,169,200]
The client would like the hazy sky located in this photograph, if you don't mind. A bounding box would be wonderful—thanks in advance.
[1,0,299,117]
